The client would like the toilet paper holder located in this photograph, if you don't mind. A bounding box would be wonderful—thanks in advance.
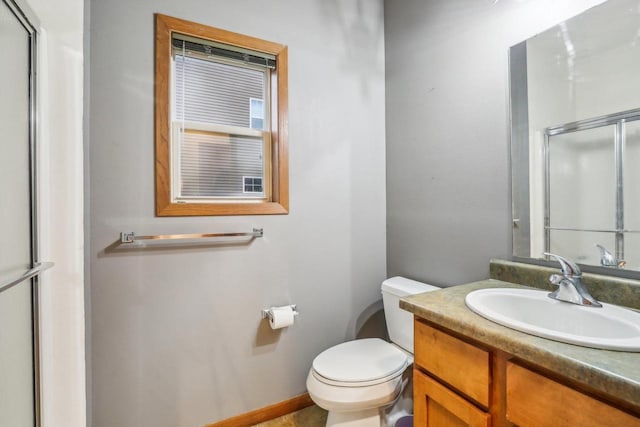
[261,304,298,320]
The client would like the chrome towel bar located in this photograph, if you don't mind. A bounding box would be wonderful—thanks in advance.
[0,262,55,294]
[119,228,264,244]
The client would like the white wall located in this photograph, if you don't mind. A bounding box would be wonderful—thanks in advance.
[88,1,386,426]
[25,0,86,426]
[385,0,605,286]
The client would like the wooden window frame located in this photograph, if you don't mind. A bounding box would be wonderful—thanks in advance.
[155,14,289,216]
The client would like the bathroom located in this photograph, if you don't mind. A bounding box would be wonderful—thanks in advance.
[2,0,639,426]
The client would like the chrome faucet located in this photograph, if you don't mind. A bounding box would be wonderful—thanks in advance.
[543,252,602,307]
[595,244,626,268]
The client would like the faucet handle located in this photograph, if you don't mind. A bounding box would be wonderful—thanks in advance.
[595,244,626,268]
[543,252,582,277]
[596,244,616,267]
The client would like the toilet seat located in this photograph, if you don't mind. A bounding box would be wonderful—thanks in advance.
[311,366,405,388]
[312,338,408,386]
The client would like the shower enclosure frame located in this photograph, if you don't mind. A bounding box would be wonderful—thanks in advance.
[0,0,44,425]
[544,107,640,263]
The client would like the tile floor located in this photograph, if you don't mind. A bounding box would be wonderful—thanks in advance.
[253,405,327,427]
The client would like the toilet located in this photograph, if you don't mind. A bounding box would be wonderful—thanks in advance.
[306,276,439,427]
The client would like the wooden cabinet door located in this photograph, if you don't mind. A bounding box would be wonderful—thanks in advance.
[415,321,490,407]
[506,362,640,427]
[414,369,491,427]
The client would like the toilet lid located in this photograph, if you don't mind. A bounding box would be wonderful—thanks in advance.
[312,338,408,383]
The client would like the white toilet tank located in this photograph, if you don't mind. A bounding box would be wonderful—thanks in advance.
[381,276,440,354]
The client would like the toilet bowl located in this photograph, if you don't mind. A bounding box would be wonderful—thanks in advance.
[307,277,439,427]
[307,338,411,426]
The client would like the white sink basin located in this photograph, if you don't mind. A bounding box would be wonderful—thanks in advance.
[465,288,640,352]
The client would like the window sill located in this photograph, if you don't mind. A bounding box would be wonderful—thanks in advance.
[156,201,289,216]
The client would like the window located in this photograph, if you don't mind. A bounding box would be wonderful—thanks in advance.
[155,14,289,216]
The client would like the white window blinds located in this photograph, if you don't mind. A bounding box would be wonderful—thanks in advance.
[171,35,272,200]
[179,130,265,198]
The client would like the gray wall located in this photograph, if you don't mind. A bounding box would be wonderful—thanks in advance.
[384,0,605,287]
[88,1,386,426]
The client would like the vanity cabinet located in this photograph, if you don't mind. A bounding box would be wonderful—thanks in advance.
[413,318,640,427]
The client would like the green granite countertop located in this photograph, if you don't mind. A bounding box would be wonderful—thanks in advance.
[400,279,640,410]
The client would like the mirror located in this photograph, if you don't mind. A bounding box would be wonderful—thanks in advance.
[510,0,640,271]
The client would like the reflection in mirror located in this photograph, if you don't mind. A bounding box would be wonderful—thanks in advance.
[510,0,640,271]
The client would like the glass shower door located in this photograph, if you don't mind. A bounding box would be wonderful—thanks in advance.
[0,1,39,425]
[547,125,617,265]
[545,109,640,267]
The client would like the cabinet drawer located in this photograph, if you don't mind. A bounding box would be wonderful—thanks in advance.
[414,320,490,407]
[506,362,640,427]
[414,369,490,427]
